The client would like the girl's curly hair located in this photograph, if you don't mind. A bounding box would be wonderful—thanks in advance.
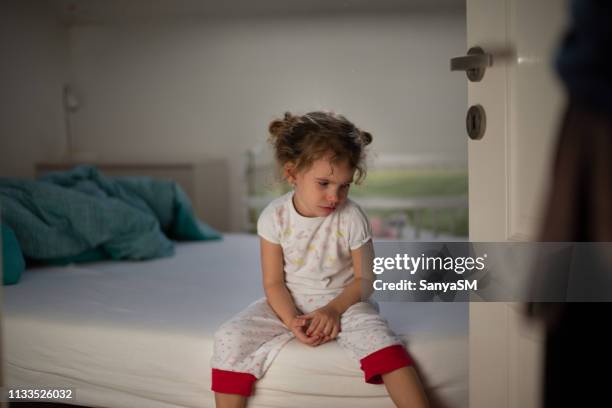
[268,111,373,184]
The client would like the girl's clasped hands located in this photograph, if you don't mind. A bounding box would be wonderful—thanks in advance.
[290,305,341,347]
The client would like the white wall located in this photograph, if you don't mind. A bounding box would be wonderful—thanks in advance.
[68,11,467,230]
[0,0,70,178]
[0,3,466,230]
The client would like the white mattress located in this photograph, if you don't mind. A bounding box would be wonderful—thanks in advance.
[3,233,468,408]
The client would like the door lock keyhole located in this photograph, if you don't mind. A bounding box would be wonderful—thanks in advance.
[466,104,486,140]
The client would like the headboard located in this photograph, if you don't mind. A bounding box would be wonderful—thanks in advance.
[35,160,231,232]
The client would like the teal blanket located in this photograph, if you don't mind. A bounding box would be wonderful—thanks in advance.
[0,165,220,263]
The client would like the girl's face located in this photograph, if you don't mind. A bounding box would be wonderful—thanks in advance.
[287,155,355,218]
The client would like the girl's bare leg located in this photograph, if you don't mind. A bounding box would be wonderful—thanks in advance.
[382,366,429,408]
[214,392,247,408]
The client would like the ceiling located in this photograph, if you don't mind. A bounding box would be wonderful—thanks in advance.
[55,0,465,24]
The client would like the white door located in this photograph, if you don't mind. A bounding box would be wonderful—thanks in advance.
[464,0,567,407]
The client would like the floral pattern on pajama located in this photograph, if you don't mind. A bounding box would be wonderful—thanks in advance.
[211,293,405,380]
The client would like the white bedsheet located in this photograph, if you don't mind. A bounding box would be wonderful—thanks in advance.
[3,233,468,408]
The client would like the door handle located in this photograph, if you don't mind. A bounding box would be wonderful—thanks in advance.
[450,46,492,82]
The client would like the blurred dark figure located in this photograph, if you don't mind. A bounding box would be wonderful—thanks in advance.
[534,0,612,406]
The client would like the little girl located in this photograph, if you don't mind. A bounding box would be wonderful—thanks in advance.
[211,111,429,408]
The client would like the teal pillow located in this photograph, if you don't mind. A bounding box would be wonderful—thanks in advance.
[45,247,109,266]
[172,203,222,241]
[170,187,222,241]
[2,223,25,285]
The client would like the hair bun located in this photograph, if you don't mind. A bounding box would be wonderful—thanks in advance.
[268,119,285,139]
[269,111,296,140]
[360,130,373,146]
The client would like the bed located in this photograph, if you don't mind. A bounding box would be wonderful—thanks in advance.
[4,235,467,408]
[2,162,468,408]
